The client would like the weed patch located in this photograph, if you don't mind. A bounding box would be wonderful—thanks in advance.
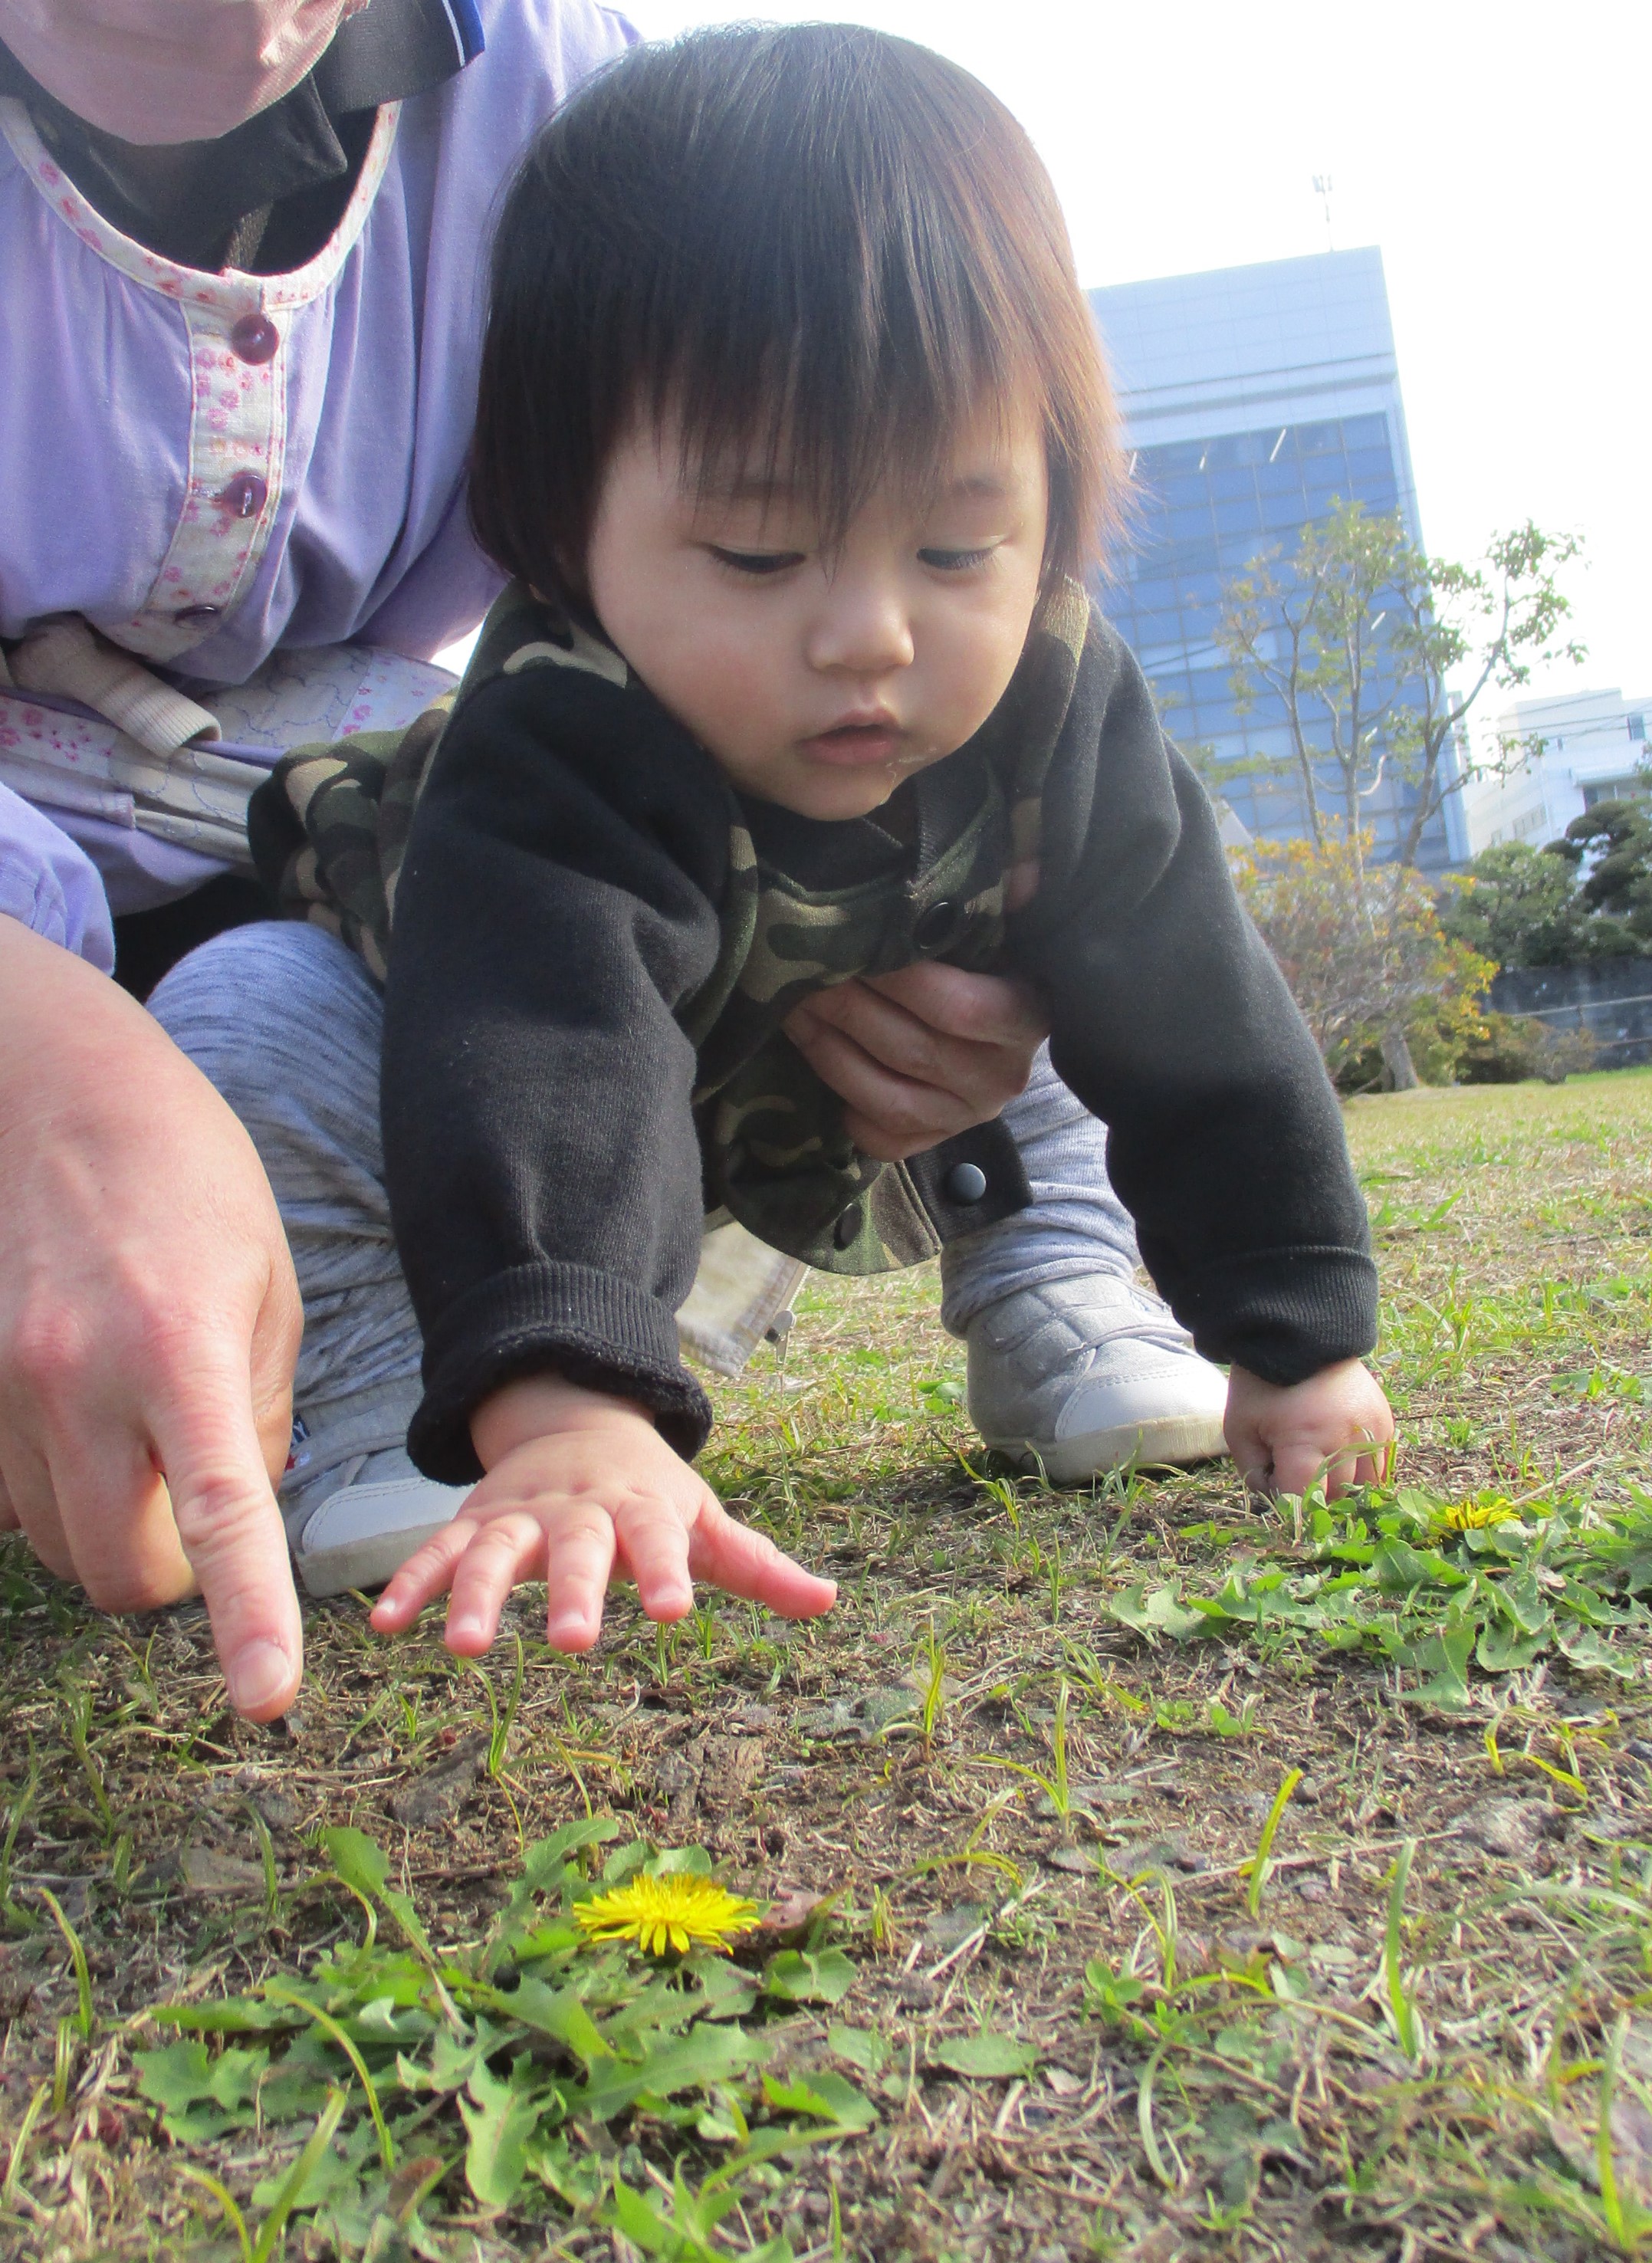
[2,1071,1651,2259]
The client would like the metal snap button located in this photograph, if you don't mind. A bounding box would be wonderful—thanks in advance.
[945,1161,988,1204]
[173,603,222,623]
[912,899,959,952]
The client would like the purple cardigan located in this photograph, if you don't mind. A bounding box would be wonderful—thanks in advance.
[0,0,635,946]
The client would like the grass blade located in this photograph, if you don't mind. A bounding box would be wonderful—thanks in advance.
[250,2087,347,2263]
[1136,2044,1177,2189]
[38,1887,93,2038]
[1240,1768,1302,1918]
[1382,1838,1423,2064]
[1594,2011,1650,2251]
[179,2166,254,2263]
[0,1762,39,1923]
[264,1982,396,2173]
[1,2080,49,2210]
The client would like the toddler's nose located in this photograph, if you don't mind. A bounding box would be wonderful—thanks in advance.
[806,572,915,677]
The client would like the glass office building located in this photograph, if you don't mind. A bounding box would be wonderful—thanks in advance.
[1090,251,1463,867]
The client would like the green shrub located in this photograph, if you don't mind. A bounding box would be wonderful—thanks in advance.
[1455,1010,1596,1085]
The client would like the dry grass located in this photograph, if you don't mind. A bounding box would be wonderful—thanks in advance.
[2,1070,1650,2263]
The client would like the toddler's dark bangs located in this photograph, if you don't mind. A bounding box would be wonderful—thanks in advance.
[470,25,1115,603]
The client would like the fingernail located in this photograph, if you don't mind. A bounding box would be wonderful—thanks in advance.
[229,1639,294,1716]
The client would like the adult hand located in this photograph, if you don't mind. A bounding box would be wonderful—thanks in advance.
[0,918,304,1718]
[783,961,1049,1161]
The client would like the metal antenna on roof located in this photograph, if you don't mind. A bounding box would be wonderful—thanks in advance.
[1312,173,1335,251]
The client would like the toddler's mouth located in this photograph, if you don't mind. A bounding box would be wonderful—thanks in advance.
[803,717,906,767]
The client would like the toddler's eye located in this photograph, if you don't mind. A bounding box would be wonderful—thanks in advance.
[708,547,804,576]
[919,545,997,572]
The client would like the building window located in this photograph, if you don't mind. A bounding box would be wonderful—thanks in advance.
[1103,407,1456,864]
[1580,777,1649,810]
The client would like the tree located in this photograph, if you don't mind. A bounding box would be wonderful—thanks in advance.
[1549,800,1652,951]
[1218,502,1401,849]
[1439,839,1599,967]
[1232,830,1494,1089]
[1218,502,1585,868]
[1442,815,1652,969]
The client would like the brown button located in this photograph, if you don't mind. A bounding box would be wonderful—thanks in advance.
[174,603,222,624]
[218,471,268,519]
[229,311,279,364]
[833,1204,862,1250]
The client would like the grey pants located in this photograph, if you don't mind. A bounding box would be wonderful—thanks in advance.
[149,922,1140,1425]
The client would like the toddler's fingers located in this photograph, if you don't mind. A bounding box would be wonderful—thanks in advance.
[611,1496,697,1625]
[540,1502,619,1652]
[686,1496,836,1618]
[1221,1411,1266,1486]
[1266,1435,1333,1499]
[1273,1433,1376,1499]
[1330,1434,1391,1497]
[442,1511,551,1655]
[369,1515,481,1630]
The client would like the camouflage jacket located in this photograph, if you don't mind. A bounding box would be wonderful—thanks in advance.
[250,580,1377,1481]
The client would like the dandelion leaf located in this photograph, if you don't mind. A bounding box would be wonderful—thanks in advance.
[930,2030,1038,2079]
[762,1947,856,2004]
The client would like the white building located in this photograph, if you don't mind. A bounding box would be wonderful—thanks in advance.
[1460,688,1652,856]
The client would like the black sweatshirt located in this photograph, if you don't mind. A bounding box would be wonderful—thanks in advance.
[376,586,1377,1483]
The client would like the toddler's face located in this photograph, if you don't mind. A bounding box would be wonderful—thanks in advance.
[584,401,1049,821]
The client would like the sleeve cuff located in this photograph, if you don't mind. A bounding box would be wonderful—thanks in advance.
[0,783,116,973]
[409,1260,713,1482]
[1145,1243,1379,1388]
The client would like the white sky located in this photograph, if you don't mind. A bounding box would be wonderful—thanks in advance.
[628,0,1650,705]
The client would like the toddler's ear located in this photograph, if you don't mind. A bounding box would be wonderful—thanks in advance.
[1004,858,1041,913]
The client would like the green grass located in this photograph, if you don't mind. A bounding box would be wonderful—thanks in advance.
[1,1069,1650,2259]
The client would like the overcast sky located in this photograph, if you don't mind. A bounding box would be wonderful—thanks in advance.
[629,0,1650,705]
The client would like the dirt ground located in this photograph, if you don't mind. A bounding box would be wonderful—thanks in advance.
[2,1072,1650,2263]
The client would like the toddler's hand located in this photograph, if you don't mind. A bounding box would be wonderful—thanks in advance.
[1223,1358,1394,1502]
[369,1375,836,1656]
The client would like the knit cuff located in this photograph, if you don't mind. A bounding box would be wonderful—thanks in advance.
[1148,1243,1380,1388]
[409,1261,713,1483]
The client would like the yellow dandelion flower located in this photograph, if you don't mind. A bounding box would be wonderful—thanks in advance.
[1434,1498,1517,1531]
[575,1874,760,1958]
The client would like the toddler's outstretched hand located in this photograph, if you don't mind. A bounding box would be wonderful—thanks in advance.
[1223,1358,1394,1502]
[369,1374,836,1656]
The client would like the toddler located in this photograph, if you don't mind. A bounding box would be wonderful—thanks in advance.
[250,23,1393,1659]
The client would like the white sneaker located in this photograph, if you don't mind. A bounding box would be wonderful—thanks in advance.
[966,1276,1230,1483]
[279,1379,471,1598]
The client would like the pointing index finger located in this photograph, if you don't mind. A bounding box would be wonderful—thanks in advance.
[151,1369,304,1720]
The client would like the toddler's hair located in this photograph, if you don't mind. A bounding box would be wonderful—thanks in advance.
[469,23,1118,606]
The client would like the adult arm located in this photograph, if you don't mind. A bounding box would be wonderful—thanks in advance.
[1014,612,1378,1387]
[0,912,304,1717]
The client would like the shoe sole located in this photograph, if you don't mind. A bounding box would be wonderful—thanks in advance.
[983,1411,1230,1486]
[295,1519,457,1599]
